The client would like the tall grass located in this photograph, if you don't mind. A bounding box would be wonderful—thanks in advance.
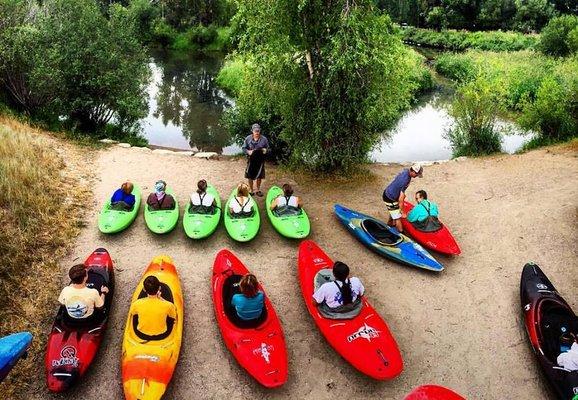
[0,116,91,397]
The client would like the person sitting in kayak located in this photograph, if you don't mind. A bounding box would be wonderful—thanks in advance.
[58,264,109,320]
[557,333,578,371]
[313,262,364,315]
[229,183,254,217]
[270,183,302,214]
[129,275,177,341]
[231,274,265,322]
[189,179,216,214]
[382,164,423,233]
[146,180,175,211]
[406,190,442,232]
[110,181,135,211]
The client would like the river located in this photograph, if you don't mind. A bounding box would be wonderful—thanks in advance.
[140,49,531,162]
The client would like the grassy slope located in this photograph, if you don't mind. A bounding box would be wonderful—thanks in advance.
[0,115,93,397]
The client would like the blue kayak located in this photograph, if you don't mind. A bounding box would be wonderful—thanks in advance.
[0,331,32,382]
[334,204,443,272]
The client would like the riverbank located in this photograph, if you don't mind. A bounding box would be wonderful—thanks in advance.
[3,118,576,399]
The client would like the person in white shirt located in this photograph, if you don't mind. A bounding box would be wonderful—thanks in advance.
[557,333,578,371]
[190,179,216,212]
[58,264,108,319]
[313,262,364,310]
[230,183,255,216]
[270,183,303,211]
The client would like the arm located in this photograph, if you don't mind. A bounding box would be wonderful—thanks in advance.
[312,287,325,306]
[297,196,303,208]
[262,137,270,154]
[407,206,419,222]
[269,197,278,210]
[58,289,66,305]
[94,288,106,309]
[242,137,252,155]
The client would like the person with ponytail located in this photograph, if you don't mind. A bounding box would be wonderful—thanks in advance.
[231,274,264,321]
[189,179,216,213]
[270,183,303,212]
[313,262,364,312]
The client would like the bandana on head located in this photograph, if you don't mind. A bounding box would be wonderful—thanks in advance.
[155,181,166,200]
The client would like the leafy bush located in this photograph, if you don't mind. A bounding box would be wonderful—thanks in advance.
[216,57,247,96]
[152,18,177,46]
[402,27,539,51]
[538,15,578,56]
[435,53,477,81]
[445,79,503,157]
[513,0,557,33]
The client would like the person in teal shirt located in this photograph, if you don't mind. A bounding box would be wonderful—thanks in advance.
[407,190,441,231]
[231,274,264,321]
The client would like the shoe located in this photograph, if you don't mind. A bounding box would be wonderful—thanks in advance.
[250,191,255,196]
[256,191,263,197]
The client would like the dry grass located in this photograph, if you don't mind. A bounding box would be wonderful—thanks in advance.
[0,116,93,398]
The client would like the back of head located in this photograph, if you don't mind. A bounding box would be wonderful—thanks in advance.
[69,264,87,284]
[416,190,428,201]
[282,183,294,197]
[197,179,208,194]
[237,183,249,197]
[239,274,259,298]
[122,181,134,194]
[143,275,161,296]
[560,333,576,347]
[155,180,167,193]
[333,261,350,282]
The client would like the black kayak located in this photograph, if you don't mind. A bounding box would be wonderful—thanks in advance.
[520,263,578,399]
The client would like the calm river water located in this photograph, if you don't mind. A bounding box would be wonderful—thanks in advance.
[140,50,531,162]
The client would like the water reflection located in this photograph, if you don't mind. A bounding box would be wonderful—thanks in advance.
[142,50,236,153]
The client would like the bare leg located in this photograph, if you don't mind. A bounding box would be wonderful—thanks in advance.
[386,213,394,227]
[256,178,262,192]
[395,218,403,232]
[248,179,254,193]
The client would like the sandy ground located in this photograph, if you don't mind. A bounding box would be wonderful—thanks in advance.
[24,144,577,400]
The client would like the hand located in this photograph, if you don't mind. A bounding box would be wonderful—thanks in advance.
[247,150,253,156]
[401,212,407,219]
[262,148,267,154]
[101,286,109,294]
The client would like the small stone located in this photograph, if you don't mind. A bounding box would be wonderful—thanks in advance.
[132,146,151,152]
[194,152,219,159]
[152,149,174,155]
[99,139,118,144]
[175,151,194,156]
[117,143,131,148]
[454,156,468,162]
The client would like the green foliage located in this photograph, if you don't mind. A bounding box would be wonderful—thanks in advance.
[538,15,578,56]
[402,27,539,51]
[226,0,422,172]
[513,0,557,32]
[216,56,247,95]
[446,78,503,157]
[426,7,448,31]
[126,0,160,43]
[0,0,150,135]
[435,53,477,81]
[152,18,177,46]
[161,0,234,29]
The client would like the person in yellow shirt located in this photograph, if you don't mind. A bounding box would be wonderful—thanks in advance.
[129,275,177,341]
[58,264,109,320]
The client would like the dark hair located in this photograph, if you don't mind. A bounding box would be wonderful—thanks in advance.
[333,261,353,305]
[416,190,428,200]
[282,183,294,197]
[240,274,259,298]
[69,264,87,284]
[561,333,577,346]
[143,275,161,295]
[197,179,207,194]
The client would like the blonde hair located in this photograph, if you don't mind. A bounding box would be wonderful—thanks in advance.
[237,183,249,197]
[239,274,259,298]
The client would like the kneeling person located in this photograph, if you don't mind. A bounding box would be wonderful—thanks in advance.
[129,276,177,340]
[313,262,364,313]
[58,264,109,320]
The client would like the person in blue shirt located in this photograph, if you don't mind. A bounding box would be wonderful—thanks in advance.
[110,181,135,211]
[382,164,423,232]
[231,274,264,321]
[406,190,442,232]
[242,123,270,197]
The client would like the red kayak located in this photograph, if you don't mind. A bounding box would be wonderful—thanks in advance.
[212,249,288,388]
[405,385,465,399]
[45,248,114,392]
[298,240,403,380]
[401,201,461,255]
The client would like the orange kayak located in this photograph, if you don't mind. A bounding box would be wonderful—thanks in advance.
[121,255,184,400]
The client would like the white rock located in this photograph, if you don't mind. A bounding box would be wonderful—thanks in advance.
[152,149,174,155]
[194,152,219,159]
[99,139,118,144]
[454,156,468,162]
[175,151,194,156]
[117,143,131,148]
[132,146,152,152]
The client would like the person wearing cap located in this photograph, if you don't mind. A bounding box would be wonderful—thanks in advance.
[146,180,175,210]
[110,181,136,211]
[242,123,270,197]
[382,163,423,232]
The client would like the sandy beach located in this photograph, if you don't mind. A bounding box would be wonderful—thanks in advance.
[19,143,578,400]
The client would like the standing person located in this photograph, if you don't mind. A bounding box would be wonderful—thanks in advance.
[242,123,270,197]
[382,164,423,233]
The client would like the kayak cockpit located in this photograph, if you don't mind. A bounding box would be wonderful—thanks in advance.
[361,219,403,246]
[538,298,578,364]
[222,274,267,329]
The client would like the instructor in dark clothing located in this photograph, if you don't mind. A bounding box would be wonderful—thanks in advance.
[242,123,270,197]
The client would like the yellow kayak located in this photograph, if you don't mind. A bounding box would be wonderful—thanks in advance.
[121,255,184,400]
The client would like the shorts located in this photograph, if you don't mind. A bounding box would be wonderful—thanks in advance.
[383,194,401,220]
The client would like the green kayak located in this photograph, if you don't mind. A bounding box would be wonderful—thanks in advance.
[223,188,260,242]
[265,186,310,239]
[98,185,142,234]
[182,184,222,239]
[144,188,179,234]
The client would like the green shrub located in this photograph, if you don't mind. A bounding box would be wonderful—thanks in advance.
[445,78,503,157]
[435,53,477,81]
[405,49,435,95]
[152,18,177,47]
[206,26,233,52]
[216,57,247,96]
[538,15,578,56]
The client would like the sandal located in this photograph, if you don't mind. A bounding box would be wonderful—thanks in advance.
[256,191,263,197]
[249,191,255,196]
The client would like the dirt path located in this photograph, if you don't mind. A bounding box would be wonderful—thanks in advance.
[31,144,577,400]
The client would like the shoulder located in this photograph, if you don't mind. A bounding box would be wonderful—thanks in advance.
[350,277,363,286]
[244,134,252,141]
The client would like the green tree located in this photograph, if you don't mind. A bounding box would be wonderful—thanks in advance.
[513,0,557,32]
[226,0,420,172]
[426,7,448,30]
[538,15,578,56]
